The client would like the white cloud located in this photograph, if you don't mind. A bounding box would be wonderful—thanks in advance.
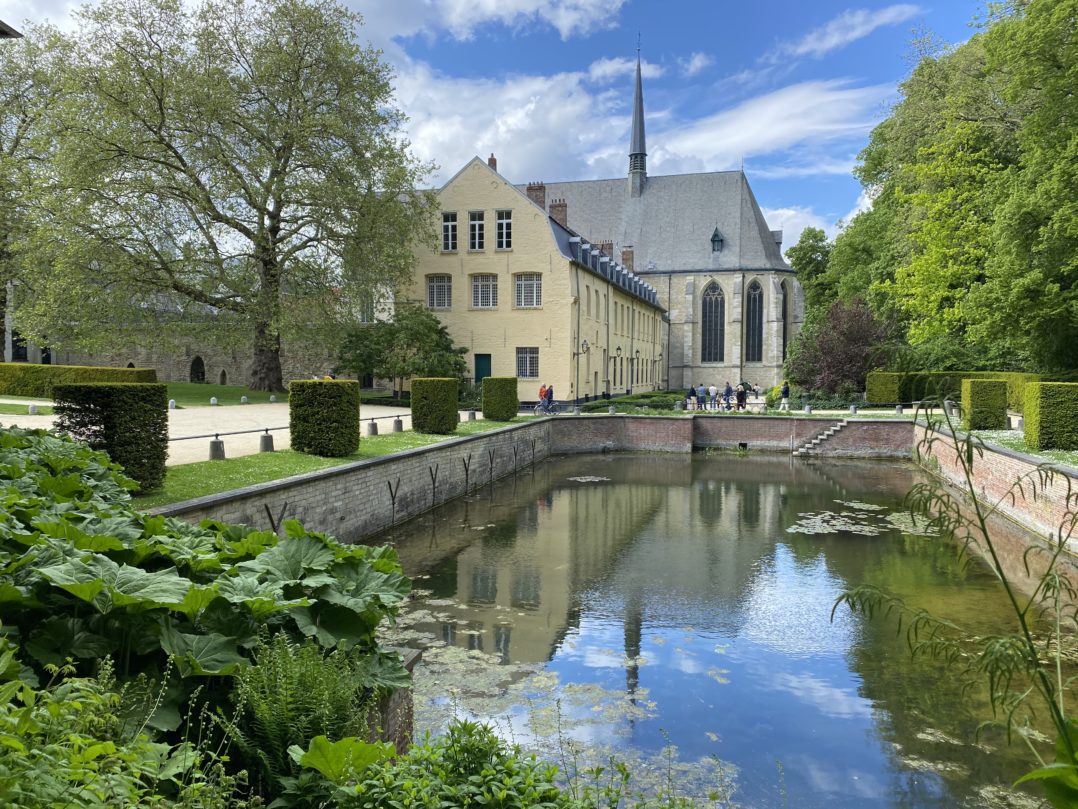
[587,56,663,85]
[761,205,833,249]
[837,189,875,229]
[679,51,713,78]
[780,4,922,59]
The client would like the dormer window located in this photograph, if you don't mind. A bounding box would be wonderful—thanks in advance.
[711,228,724,253]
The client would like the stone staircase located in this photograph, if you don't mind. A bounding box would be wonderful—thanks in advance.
[793,420,848,457]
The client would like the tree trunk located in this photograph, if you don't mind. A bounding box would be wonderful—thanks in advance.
[250,321,285,392]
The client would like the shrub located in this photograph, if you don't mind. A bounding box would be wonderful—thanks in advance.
[0,363,156,398]
[1024,383,1078,451]
[961,379,1007,431]
[411,378,458,434]
[53,382,168,491]
[866,370,1041,412]
[481,377,518,421]
[289,380,360,457]
[865,372,901,404]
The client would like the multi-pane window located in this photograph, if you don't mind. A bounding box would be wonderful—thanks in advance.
[744,280,763,362]
[496,210,512,249]
[516,347,539,378]
[426,274,452,309]
[701,282,725,362]
[469,211,485,250]
[471,274,498,308]
[515,273,542,307]
[441,212,457,251]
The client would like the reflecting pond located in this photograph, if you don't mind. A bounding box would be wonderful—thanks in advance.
[377,452,1049,808]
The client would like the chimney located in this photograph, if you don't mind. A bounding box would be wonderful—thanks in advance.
[526,182,546,210]
[621,247,634,273]
[487,153,497,171]
[549,198,568,227]
[598,239,614,255]
[771,229,783,250]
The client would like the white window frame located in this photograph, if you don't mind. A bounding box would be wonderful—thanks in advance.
[441,212,457,252]
[469,211,485,251]
[496,209,512,250]
[471,274,498,308]
[516,347,539,378]
[426,274,452,309]
[515,273,542,308]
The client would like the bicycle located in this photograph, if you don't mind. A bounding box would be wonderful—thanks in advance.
[533,400,562,416]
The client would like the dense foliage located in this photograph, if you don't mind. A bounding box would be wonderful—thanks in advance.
[481,377,518,421]
[1024,382,1078,451]
[53,382,169,492]
[784,298,893,394]
[0,363,156,397]
[5,0,434,391]
[865,370,1041,411]
[960,379,1007,431]
[787,1,1077,376]
[337,302,467,399]
[410,378,458,435]
[289,379,361,457]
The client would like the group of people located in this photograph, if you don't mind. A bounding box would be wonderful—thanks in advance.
[686,380,791,411]
[536,383,556,413]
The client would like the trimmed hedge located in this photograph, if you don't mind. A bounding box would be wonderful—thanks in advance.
[866,370,1040,412]
[289,380,361,457]
[1024,383,1078,451]
[412,378,458,434]
[482,377,518,421]
[961,379,1007,431]
[53,383,168,491]
[0,363,157,398]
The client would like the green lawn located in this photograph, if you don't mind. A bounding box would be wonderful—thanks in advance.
[973,429,1078,469]
[134,419,516,509]
[164,382,405,408]
[0,403,53,416]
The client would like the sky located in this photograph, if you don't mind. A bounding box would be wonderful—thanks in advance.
[1,0,990,249]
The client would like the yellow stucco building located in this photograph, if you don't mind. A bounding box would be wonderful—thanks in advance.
[409,156,667,404]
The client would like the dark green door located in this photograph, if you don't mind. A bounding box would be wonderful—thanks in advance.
[475,354,492,384]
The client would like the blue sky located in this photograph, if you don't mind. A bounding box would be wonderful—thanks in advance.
[2,0,988,248]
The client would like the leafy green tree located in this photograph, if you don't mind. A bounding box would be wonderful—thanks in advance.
[337,302,467,398]
[16,0,434,391]
[785,297,894,393]
[785,227,832,315]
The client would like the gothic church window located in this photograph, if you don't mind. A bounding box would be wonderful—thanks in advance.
[701,282,725,363]
[745,280,763,363]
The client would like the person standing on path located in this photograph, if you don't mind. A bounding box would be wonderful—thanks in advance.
[708,383,718,411]
[697,383,707,411]
[779,380,790,411]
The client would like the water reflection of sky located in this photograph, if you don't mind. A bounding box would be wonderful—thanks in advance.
[384,454,1042,809]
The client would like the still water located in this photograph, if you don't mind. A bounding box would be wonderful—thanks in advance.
[377,453,1046,809]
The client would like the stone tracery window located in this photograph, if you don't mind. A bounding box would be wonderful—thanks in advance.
[744,280,763,363]
[701,282,725,363]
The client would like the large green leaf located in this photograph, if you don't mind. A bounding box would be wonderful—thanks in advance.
[24,617,114,666]
[39,555,192,612]
[32,520,124,553]
[237,534,337,584]
[289,735,394,784]
[159,623,248,675]
[217,575,307,620]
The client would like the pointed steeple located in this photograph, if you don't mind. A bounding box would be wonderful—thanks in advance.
[629,48,647,197]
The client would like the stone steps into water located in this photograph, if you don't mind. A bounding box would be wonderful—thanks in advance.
[793,419,848,457]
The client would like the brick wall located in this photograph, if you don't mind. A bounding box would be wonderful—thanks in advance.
[693,415,833,452]
[916,422,1078,551]
[549,415,692,453]
[813,420,914,457]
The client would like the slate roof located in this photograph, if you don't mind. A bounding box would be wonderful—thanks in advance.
[535,170,791,276]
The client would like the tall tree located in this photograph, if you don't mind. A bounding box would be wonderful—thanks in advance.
[17,0,434,390]
[784,227,832,316]
[784,298,894,394]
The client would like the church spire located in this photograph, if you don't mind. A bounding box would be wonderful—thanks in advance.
[629,47,647,197]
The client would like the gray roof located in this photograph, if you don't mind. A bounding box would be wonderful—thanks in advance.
[535,170,790,275]
[629,56,646,158]
[0,19,22,38]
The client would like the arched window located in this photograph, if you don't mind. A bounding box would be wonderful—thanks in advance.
[701,282,725,362]
[190,356,206,383]
[780,280,790,361]
[744,280,763,363]
[219,369,227,385]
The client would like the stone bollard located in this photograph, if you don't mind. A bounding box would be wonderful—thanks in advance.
[168,399,177,410]
[895,405,904,415]
[392,418,403,432]
[259,432,274,452]
[849,405,858,414]
[468,410,476,421]
[240,395,248,404]
[573,405,581,415]
[804,405,813,415]
[269,394,277,403]
[674,400,684,411]
[27,404,38,415]
[209,437,225,460]
[367,420,378,436]
[608,405,616,414]
[210,397,218,406]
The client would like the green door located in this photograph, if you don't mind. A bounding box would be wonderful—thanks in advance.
[475,354,492,385]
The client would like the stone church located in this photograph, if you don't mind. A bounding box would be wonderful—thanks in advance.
[524,56,804,391]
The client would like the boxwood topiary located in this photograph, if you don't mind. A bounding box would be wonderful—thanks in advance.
[0,363,157,398]
[1024,382,1078,451]
[289,380,361,457]
[53,382,168,491]
[481,377,518,421]
[412,378,458,434]
[961,379,1007,431]
[865,372,901,404]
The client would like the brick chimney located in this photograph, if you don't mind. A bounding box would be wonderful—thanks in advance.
[621,247,634,273]
[487,153,497,171]
[598,240,614,255]
[526,182,546,209]
[549,198,568,227]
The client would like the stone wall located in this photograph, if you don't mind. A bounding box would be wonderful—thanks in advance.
[809,420,915,457]
[916,422,1078,551]
[694,415,831,452]
[549,415,692,453]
